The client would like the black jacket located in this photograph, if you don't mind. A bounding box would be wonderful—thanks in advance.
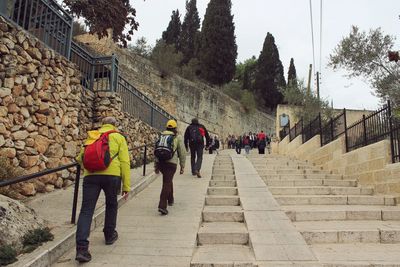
[184,123,210,149]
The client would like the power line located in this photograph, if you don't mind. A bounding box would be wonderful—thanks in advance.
[309,0,316,81]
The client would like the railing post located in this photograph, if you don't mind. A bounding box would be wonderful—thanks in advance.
[343,109,349,152]
[362,114,367,146]
[71,164,81,224]
[143,145,147,176]
[66,16,73,59]
[318,113,322,146]
[388,100,395,163]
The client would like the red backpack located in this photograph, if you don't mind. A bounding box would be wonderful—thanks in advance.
[83,130,118,172]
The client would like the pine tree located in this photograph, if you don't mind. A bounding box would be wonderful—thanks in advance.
[198,0,237,85]
[180,0,201,65]
[162,9,181,50]
[253,33,286,110]
[287,58,298,86]
[242,66,251,90]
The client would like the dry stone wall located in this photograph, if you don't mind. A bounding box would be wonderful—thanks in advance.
[0,17,159,198]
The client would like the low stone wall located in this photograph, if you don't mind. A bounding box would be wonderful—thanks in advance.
[277,133,400,195]
[0,17,159,198]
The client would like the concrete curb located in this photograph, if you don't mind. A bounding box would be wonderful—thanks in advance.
[14,172,159,267]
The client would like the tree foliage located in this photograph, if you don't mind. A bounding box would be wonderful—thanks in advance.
[287,58,298,87]
[284,81,333,123]
[162,9,182,50]
[128,37,152,58]
[328,26,400,107]
[198,0,237,85]
[180,0,201,64]
[234,56,257,90]
[64,0,138,47]
[150,40,183,77]
[253,33,286,110]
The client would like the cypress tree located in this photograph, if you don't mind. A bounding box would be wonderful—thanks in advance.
[253,32,286,110]
[287,58,298,86]
[180,0,201,64]
[162,9,182,50]
[242,66,251,90]
[198,0,237,85]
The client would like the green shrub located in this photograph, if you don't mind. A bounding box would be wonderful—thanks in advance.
[150,40,183,78]
[240,90,256,113]
[0,245,17,265]
[22,228,54,253]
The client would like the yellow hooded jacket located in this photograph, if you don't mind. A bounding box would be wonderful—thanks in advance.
[76,124,131,192]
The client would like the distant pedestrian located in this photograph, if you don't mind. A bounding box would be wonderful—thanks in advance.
[184,118,210,178]
[235,136,242,154]
[75,117,130,263]
[243,135,251,154]
[154,120,186,215]
[258,138,266,154]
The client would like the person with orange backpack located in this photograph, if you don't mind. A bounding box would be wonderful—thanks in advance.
[74,117,130,263]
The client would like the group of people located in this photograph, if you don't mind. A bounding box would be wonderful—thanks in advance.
[225,131,271,155]
[73,116,267,263]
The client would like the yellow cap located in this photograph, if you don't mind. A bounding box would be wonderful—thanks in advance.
[166,119,177,129]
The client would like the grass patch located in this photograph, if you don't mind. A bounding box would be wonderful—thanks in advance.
[0,245,17,265]
[22,228,54,253]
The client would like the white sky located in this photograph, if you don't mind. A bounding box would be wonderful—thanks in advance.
[130,0,400,111]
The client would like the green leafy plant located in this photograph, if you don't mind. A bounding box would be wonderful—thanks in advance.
[0,245,17,265]
[22,228,54,253]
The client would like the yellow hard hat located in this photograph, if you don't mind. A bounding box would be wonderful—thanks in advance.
[166,119,177,129]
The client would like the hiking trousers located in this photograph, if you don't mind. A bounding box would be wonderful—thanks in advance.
[158,162,177,209]
[76,175,120,247]
[189,144,204,174]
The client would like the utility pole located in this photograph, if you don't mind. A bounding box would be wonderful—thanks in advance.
[306,64,312,95]
[316,71,320,100]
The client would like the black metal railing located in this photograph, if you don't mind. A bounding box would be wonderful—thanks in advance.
[346,104,391,152]
[0,0,73,57]
[0,143,156,224]
[279,123,290,140]
[320,110,346,146]
[302,113,322,143]
[289,119,303,142]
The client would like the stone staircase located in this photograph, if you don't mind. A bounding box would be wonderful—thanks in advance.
[249,154,400,267]
[191,155,256,267]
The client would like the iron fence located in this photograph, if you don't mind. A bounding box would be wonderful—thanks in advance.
[346,104,391,152]
[302,113,322,143]
[320,110,346,146]
[390,116,400,163]
[279,123,290,140]
[0,0,73,57]
[289,119,303,142]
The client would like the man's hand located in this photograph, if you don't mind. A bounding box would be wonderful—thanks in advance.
[122,191,129,200]
[180,167,184,174]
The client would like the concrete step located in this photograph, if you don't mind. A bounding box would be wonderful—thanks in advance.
[197,222,249,245]
[275,195,397,206]
[295,220,400,244]
[284,205,400,221]
[213,164,233,169]
[205,196,240,206]
[253,164,316,170]
[213,170,235,175]
[202,206,244,222]
[313,244,400,266]
[209,180,237,187]
[269,186,373,196]
[261,174,343,180]
[265,179,357,187]
[211,175,236,181]
[257,169,332,175]
[207,187,238,196]
[190,245,255,267]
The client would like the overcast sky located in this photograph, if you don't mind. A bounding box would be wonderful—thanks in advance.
[130,0,400,111]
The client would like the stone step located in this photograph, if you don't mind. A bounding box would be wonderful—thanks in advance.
[213,164,233,169]
[265,179,357,187]
[207,187,238,196]
[261,174,343,180]
[257,169,332,175]
[284,205,400,221]
[275,195,397,206]
[190,245,255,267]
[294,220,400,244]
[213,170,235,175]
[202,206,244,222]
[205,196,240,206]
[313,243,400,266]
[269,186,373,195]
[197,222,249,245]
[253,164,315,170]
[211,175,236,181]
[209,180,237,187]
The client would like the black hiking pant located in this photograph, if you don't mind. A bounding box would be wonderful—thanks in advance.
[190,144,203,174]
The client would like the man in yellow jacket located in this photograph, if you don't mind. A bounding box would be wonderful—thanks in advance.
[75,117,130,263]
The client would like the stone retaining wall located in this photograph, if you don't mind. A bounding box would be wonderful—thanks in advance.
[0,17,158,198]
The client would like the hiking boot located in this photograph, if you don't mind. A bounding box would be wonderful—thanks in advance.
[158,208,168,215]
[168,201,174,206]
[75,246,92,263]
[105,231,118,245]
[196,171,202,178]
